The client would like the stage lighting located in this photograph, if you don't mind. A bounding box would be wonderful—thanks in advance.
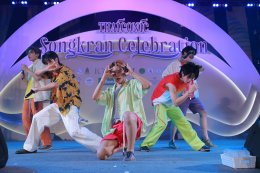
[247,3,254,7]
[187,3,194,7]
[20,1,27,5]
[44,2,48,5]
[11,1,16,5]
[213,3,219,8]
[53,2,60,5]
[224,4,228,7]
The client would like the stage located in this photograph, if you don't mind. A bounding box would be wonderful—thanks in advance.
[0,0,260,173]
[1,139,259,173]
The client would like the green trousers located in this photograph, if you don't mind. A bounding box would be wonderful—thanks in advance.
[141,104,204,151]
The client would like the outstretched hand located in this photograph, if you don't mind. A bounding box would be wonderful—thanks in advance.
[46,60,61,71]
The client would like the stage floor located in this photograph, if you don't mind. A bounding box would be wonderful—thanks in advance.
[1,139,259,173]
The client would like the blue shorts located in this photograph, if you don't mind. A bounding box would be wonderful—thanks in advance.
[179,97,205,115]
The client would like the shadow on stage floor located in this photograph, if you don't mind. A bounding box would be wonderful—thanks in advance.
[1,139,259,173]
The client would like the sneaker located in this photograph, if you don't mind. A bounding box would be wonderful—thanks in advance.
[202,138,216,147]
[122,147,127,156]
[123,151,136,161]
[198,145,210,152]
[38,145,52,150]
[15,149,37,154]
[140,146,150,152]
[168,140,177,149]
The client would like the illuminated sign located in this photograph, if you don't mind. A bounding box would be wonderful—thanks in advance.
[40,36,208,59]
[98,18,149,33]
[40,19,208,59]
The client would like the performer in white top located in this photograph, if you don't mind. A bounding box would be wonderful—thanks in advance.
[20,46,52,150]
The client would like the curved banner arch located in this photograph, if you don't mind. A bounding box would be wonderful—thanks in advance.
[0,0,259,136]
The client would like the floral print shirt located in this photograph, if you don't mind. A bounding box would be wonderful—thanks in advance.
[51,65,81,115]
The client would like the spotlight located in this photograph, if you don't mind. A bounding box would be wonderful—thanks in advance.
[213,3,219,7]
[53,1,60,5]
[11,1,16,5]
[247,3,254,7]
[258,4,260,7]
[20,1,27,5]
[44,2,48,5]
[187,3,194,7]
[224,4,228,7]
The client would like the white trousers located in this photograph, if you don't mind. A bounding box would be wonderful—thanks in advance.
[23,103,102,152]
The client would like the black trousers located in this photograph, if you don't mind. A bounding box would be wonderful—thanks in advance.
[244,118,260,168]
[0,128,8,169]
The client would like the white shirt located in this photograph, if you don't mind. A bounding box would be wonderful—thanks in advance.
[31,59,50,102]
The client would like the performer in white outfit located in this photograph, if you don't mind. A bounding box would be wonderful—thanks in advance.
[21,46,52,150]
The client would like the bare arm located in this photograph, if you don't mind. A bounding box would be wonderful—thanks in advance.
[21,64,42,81]
[92,66,111,101]
[166,82,197,106]
[35,67,49,76]
[35,59,60,76]
[126,64,151,89]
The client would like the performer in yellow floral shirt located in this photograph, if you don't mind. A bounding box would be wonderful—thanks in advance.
[50,65,81,115]
[16,51,101,154]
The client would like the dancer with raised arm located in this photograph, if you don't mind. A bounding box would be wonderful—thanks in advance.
[16,51,102,154]
[93,60,151,161]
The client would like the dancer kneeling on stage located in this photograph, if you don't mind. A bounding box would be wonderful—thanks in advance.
[92,60,151,161]
[16,51,102,154]
[140,62,210,152]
